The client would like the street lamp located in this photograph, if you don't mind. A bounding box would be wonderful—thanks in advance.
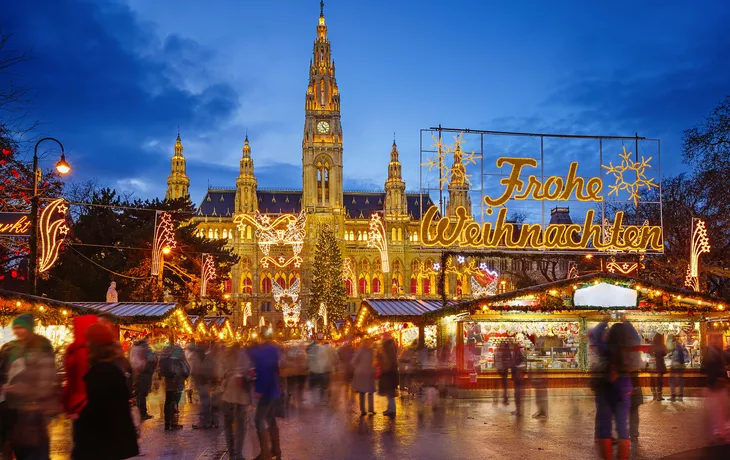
[29,137,70,295]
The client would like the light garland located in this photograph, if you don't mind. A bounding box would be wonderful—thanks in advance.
[234,211,306,268]
[366,213,389,273]
[200,253,216,297]
[38,198,70,273]
[685,218,710,292]
[151,211,176,276]
[342,258,357,296]
[471,267,499,298]
[606,260,641,275]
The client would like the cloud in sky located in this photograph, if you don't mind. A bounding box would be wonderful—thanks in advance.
[2,0,729,206]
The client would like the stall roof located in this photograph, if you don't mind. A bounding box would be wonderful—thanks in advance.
[204,316,229,327]
[361,298,458,318]
[433,272,728,317]
[71,302,178,323]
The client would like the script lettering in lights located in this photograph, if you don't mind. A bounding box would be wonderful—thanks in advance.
[419,156,664,253]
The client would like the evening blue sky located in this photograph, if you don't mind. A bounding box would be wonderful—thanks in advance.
[3,0,729,210]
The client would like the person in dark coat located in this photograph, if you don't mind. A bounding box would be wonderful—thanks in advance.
[351,338,376,416]
[73,323,139,460]
[650,334,667,401]
[378,333,399,417]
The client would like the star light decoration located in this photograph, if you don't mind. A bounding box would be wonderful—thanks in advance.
[366,213,389,273]
[602,146,659,206]
[151,211,176,276]
[422,132,480,190]
[342,258,357,296]
[685,218,710,292]
[234,211,306,269]
[200,254,216,297]
[38,198,70,273]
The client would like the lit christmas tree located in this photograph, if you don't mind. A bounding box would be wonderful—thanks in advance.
[310,225,347,324]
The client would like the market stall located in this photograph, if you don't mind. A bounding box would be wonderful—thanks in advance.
[203,315,234,341]
[356,298,457,348]
[427,273,726,389]
[71,301,193,351]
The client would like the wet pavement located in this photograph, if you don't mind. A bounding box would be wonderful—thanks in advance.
[46,386,725,460]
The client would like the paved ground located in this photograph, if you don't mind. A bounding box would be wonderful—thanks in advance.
[46,386,728,460]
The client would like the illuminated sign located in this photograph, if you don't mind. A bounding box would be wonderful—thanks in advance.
[0,213,32,236]
[419,155,664,253]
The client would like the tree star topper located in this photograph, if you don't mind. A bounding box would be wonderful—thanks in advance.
[602,146,659,206]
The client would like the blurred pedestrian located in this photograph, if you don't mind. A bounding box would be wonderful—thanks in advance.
[184,342,197,403]
[129,335,157,420]
[158,338,190,431]
[596,322,632,460]
[669,336,687,402]
[73,323,139,460]
[352,338,376,416]
[249,339,282,460]
[220,344,252,460]
[398,340,417,396]
[208,344,223,428]
[378,333,399,417]
[495,340,512,405]
[62,314,99,448]
[590,314,611,439]
[0,313,58,460]
[509,341,525,417]
[190,342,215,429]
[338,339,355,401]
[701,335,729,443]
[621,315,643,439]
[308,341,335,403]
[650,334,667,401]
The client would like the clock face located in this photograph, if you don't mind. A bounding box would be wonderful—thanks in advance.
[317,121,330,134]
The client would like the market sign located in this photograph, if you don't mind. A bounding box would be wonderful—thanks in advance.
[573,282,638,308]
[420,157,663,253]
[0,213,32,236]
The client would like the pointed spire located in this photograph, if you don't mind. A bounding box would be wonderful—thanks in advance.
[390,139,399,163]
[242,135,251,158]
[320,0,324,18]
[174,132,183,157]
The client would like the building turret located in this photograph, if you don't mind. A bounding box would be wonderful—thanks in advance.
[235,135,258,213]
[446,142,471,217]
[165,133,190,201]
[384,139,407,219]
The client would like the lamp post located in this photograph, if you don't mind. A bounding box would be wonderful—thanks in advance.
[29,137,70,295]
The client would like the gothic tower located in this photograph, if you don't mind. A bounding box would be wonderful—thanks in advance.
[302,1,343,212]
[446,142,472,217]
[384,140,407,219]
[165,133,190,201]
[235,135,258,213]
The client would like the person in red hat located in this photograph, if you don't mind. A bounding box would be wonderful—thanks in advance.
[72,323,139,460]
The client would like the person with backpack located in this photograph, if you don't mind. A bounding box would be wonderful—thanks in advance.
[158,338,190,431]
[130,336,157,421]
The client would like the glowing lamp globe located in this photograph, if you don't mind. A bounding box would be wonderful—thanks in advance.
[55,154,71,175]
[162,246,171,255]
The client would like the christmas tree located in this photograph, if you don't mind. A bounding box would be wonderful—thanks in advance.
[310,225,347,324]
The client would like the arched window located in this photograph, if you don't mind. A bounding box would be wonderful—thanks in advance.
[398,228,403,241]
[349,230,354,241]
[391,228,397,242]
[208,228,213,239]
[410,277,418,295]
[276,276,286,289]
[261,276,272,294]
[358,277,368,295]
[214,228,219,239]
[346,279,353,296]
[422,278,431,295]
[456,279,463,297]
[316,158,330,205]
[242,276,253,294]
[391,277,400,295]
[372,277,381,294]
[247,226,252,240]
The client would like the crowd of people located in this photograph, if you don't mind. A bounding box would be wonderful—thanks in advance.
[0,310,728,460]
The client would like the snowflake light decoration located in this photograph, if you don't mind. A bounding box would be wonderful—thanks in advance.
[422,132,480,190]
[272,277,300,306]
[602,146,659,206]
[456,255,465,264]
[282,300,301,326]
[366,213,389,273]
[234,210,306,269]
[200,253,216,297]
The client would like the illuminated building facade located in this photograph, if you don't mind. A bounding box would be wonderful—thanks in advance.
[165,4,568,329]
